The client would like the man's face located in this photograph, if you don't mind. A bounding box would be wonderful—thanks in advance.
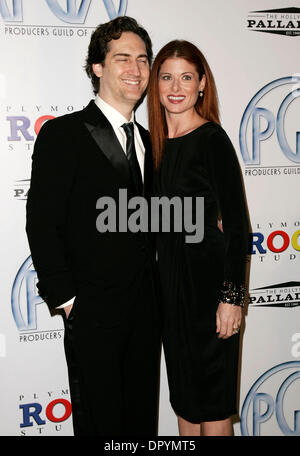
[93,32,150,114]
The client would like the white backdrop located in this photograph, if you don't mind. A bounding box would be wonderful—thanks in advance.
[0,0,299,436]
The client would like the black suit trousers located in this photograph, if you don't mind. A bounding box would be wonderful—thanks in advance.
[63,261,161,436]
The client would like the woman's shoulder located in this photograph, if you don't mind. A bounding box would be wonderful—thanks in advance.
[198,121,229,139]
[195,122,234,149]
[181,121,228,143]
[183,122,233,153]
[184,122,239,170]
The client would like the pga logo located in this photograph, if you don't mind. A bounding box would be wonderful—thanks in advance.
[241,361,300,436]
[239,75,300,165]
[0,0,128,23]
[11,256,44,331]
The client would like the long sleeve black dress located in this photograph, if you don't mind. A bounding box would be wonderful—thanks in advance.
[154,121,249,422]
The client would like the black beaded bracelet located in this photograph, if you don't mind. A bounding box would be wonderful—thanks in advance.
[218,280,246,308]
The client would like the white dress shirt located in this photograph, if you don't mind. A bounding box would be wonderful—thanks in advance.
[57,95,145,309]
[94,95,145,180]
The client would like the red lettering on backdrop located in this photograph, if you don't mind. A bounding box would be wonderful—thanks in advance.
[45,398,72,423]
[267,230,290,253]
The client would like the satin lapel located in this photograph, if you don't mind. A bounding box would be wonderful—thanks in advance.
[82,100,131,183]
[137,124,153,198]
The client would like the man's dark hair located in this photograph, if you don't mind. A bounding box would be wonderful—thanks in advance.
[85,16,153,95]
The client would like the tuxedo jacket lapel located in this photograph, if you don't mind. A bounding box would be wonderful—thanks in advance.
[137,123,153,199]
[82,100,153,197]
[82,100,131,185]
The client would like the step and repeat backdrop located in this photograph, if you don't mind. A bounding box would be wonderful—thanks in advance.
[0,0,299,436]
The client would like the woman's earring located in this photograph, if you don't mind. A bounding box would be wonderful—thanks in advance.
[199,90,204,98]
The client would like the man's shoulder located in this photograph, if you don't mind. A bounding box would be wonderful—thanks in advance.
[41,105,88,133]
[39,100,98,136]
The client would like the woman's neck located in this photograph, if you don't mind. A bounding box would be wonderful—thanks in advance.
[165,109,206,138]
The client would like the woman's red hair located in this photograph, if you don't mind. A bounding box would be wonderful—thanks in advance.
[147,40,220,170]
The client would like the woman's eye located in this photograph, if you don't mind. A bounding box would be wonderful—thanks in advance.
[161,75,171,80]
[183,75,192,80]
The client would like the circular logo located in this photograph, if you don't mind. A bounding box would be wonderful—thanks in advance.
[241,361,300,435]
[11,256,44,331]
[239,76,300,165]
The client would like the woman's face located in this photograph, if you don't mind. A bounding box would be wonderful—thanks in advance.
[158,57,205,116]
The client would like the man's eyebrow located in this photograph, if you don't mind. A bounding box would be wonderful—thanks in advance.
[113,53,130,57]
[113,53,148,59]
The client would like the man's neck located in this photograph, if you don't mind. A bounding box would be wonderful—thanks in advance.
[97,93,134,121]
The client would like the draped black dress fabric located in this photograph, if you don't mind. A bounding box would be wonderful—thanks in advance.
[154,122,249,422]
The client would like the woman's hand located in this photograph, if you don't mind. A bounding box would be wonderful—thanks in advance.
[216,302,242,339]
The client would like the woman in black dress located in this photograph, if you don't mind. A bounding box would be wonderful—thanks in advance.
[147,41,249,436]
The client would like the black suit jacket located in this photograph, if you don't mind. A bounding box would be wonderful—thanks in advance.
[26,100,155,326]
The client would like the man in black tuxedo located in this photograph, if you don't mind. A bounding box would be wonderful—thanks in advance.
[26,16,160,436]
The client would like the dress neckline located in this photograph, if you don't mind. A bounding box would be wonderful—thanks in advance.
[166,121,215,141]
